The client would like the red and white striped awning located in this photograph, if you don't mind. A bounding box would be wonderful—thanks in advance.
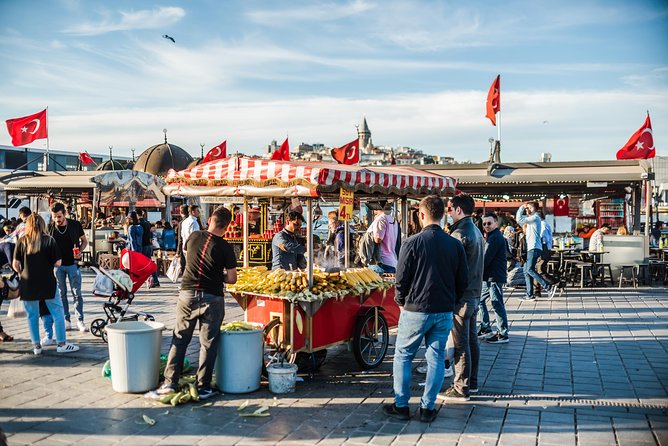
[164,156,456,197]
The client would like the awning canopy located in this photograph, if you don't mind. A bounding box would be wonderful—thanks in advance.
[164,156,457,197]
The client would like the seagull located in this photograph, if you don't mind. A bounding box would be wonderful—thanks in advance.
[542,120,549,124]
[162,35,175,43]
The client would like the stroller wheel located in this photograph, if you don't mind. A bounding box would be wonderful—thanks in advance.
[143,315,155,322]
[90,319,107,338]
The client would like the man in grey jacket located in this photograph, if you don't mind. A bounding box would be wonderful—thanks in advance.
[442,193,484,401]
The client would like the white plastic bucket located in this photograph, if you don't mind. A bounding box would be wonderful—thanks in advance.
[267,363,299,394]
[215,328,263,393]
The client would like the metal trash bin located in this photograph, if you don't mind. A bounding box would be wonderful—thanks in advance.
[215,328,263,393]
[106,320,165,393]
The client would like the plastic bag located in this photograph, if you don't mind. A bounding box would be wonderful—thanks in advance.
[445,334,454,363]
[7,298,26,318]
[166,256,181,283]
[93,272,115,296]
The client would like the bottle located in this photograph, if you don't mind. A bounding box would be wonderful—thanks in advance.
[660,237,664,249]
[599,240,604,252]
[559,237,564,250]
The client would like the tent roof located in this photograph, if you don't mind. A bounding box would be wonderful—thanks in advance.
[165,156,457,197]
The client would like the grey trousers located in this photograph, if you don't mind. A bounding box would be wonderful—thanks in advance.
[164,290,225,390]
[451,301,480,395]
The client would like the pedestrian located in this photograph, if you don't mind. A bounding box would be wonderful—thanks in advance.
[48,202,88,332]
[137,209,160,288]
[157,206,237,399]
[13,214,78,354]
[367,201,400,274]
[589,223,610,251]
[383,195,468,423]
[515,202,556,300]
[536,211,560,290]
[175,205,188,270]
[125,212,143,252]
[180,205,201,267]
[442,193,484,401]
[478,212,510,344]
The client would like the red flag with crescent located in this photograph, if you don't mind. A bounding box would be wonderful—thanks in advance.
[616,114,656,160]
[331,139,359,165]
[79,152,95,165]
[202,140,227,163]
[553,195,569,216]
[270,138,290,161]
[485,75,500,126]
[5,109,48,146]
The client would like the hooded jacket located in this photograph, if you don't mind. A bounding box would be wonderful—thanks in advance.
[450,216,484,306]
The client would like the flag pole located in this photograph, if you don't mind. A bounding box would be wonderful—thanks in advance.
[44,106,49,171]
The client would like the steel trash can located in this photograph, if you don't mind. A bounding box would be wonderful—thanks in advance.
[215,327,263,393]
[106,320,165,393]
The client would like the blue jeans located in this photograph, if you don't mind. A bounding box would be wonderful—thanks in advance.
[524,249,550,297]
[393,310,453,410]
[24,295,67,345]
[43,315,54,339]
[479,281,508,336]
[56,264,84,322]
[142,246,160,284]
[369,264,396,274]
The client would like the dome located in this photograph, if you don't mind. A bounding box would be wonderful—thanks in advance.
[134,142,193,176]
[186,157,204,169]
[95,159,126,171]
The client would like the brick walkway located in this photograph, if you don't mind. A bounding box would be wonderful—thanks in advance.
[0,271,666,445]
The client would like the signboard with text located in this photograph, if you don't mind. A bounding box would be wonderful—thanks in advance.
[339,189,354,221]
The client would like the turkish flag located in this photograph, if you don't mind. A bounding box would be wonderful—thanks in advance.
[553,195,569,216]
[485,75,500,126]
[5,109,48,146]
[331,139,359,165]
[202,140,226,163]
[270,138,290,161]
[616,114,656,160]
[79,152,95,165]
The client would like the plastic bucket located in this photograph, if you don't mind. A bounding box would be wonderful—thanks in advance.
[106,320,164,393]
[215,328,263,393]
[267,363,299,394]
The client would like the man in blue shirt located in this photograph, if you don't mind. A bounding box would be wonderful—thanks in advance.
[536,211,560,291]
[516,202,555,300]
[271,211,306,270]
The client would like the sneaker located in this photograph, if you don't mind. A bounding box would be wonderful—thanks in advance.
[56,343,79,353]
[41,337,54,346]
[469,387,479,394]
[382,403,410,421]
[439,386,470,402]
[65,320,72,331]
[77,321,88,332]
[419,407,438,423]
[477,326,493,338]
[444,365,454,378]
[197,387,219,400]
[33,345,42,355]
[518,295,536,301]
[156,384,177,395]
[548,285,558,299]
[486,333,509,344]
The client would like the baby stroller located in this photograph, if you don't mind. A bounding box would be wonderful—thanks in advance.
[89,249,157,342]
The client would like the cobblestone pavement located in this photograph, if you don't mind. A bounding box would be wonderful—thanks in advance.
[0,271,666,445]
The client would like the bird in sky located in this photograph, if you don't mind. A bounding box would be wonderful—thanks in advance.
[162,35,175,43]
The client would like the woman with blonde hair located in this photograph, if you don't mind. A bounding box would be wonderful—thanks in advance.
[12,214,78,354]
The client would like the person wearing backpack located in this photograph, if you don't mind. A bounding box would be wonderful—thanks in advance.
[367,202,400,274]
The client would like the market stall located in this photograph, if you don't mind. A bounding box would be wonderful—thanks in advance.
[164,156,456,369]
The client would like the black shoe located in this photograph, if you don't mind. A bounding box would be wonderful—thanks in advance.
[419,407,438,423]
[486,333,509,344]
[197,387,219,400]
[439,386,470,402]
[382,403,410,421]
[477,326,493,338]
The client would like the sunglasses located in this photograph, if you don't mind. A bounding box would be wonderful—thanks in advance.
[482,222,494,226]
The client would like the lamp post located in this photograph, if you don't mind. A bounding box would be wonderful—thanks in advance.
[200,143,205,159]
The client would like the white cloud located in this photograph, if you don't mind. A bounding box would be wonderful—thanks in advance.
[63,6,185,36]
[246,0,374,25]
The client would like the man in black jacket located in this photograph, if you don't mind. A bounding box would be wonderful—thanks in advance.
[383,195,468,423]
[478,212,509,344]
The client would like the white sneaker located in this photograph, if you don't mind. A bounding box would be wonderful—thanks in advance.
[416,365,428,374]
[444,366,454,378]
[41,337,54,346]
[33,346,42,355]
[77,321,88,332]
[65,321,72,331]
[57,343,79,353]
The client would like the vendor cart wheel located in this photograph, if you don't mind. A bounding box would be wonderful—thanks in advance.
[90,318,107,338]
[353,310,389,369]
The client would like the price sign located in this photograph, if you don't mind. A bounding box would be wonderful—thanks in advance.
[339,189,354,221]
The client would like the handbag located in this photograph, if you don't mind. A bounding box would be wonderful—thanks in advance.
[166,256,182,283]
[152,238,161,250]
[3,273,20,300]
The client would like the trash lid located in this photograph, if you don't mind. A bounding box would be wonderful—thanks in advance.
[105,321,165,334]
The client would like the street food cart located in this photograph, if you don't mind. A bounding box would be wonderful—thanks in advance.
[164,156,456,370]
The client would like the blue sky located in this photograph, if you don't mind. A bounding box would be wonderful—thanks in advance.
[0,0,667,162]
